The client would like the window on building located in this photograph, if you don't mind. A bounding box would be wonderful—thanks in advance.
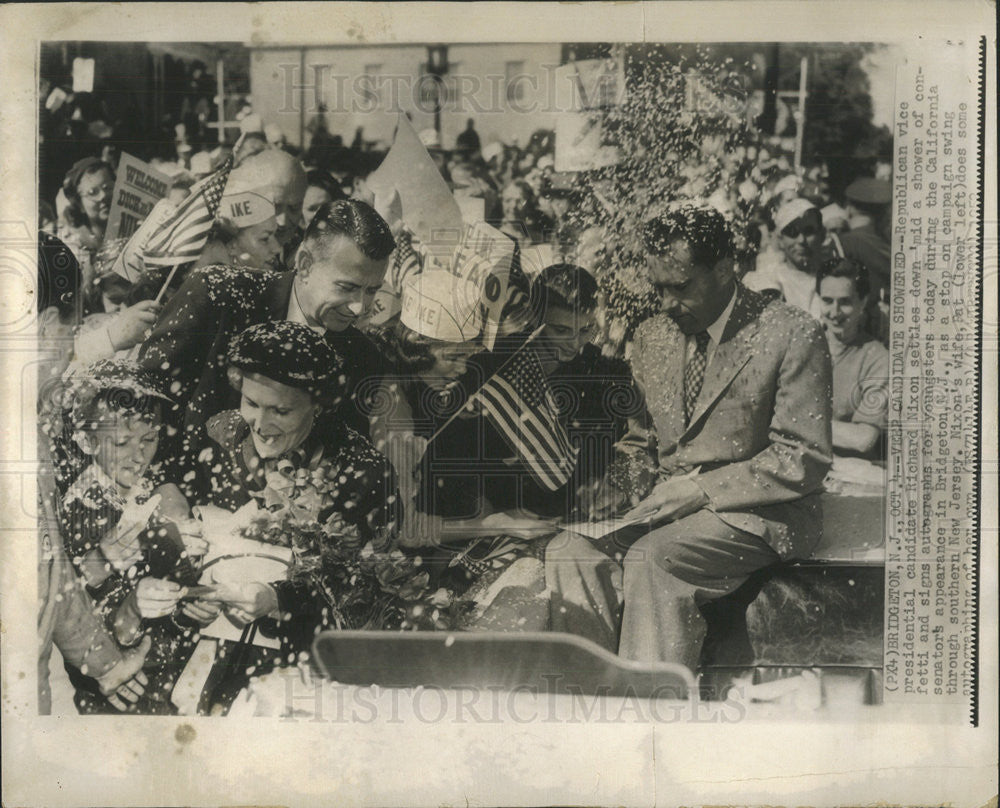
[419,60,459,106]
[361,63,382,104]
[505,60,526,104]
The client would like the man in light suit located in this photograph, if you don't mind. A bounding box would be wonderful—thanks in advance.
[545,205,833,670]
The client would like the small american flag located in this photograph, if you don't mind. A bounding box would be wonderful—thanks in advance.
[141,153,234,268]
[477,346,580,491]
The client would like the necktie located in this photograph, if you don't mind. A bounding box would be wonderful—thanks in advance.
[684,331,711,424]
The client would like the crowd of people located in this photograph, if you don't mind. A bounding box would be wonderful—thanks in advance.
[37,99,892,715]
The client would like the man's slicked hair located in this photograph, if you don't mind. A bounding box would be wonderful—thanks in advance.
[642,204,735,269]
[303,198,396,261]
[530,263,599,320]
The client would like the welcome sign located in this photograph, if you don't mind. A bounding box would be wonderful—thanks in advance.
[104,152,172,241]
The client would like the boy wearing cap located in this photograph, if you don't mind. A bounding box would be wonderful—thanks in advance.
[742,197,842,318]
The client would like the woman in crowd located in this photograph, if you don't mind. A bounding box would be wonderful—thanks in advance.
[179,321,402,710]
[302,168,347,227]
[47,360,213,713]
[57,157,116,304]
[816,258,889,459]
[498,179,550,247]
[194,179,281,270]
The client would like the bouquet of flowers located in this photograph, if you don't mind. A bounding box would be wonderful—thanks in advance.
[239,457,466,631]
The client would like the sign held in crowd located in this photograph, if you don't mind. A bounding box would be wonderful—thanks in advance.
[104,153,172,242]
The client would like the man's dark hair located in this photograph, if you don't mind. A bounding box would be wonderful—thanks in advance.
[302,198,396,261]
[530,263,599,321]
[816,257,871,301]
[642,204,735,269]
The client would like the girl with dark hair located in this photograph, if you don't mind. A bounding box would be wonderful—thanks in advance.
[368,270,487,542]
[816,258,888,459]
[303,168,348,227]
[369,270,561,613]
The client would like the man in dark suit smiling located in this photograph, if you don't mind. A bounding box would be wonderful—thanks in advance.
[139,199,395,450]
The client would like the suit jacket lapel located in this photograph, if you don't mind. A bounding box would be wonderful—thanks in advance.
[682,286,762,434]
[641,316,687,450]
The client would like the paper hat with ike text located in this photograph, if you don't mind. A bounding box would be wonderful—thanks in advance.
[219,187,276,228]
[400,270,483,343]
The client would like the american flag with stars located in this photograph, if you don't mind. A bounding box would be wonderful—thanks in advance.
[140,152,234,267]
[477,345,580,491]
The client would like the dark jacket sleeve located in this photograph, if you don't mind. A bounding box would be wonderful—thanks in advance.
[138,267,220,410]
[58,485,121,562]
[327,328,386,438]
[608,329,662,502]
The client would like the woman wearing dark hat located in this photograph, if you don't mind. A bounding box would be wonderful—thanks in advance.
[57,157,116,298]
[180,321,409,710]
[189,320,391,519]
